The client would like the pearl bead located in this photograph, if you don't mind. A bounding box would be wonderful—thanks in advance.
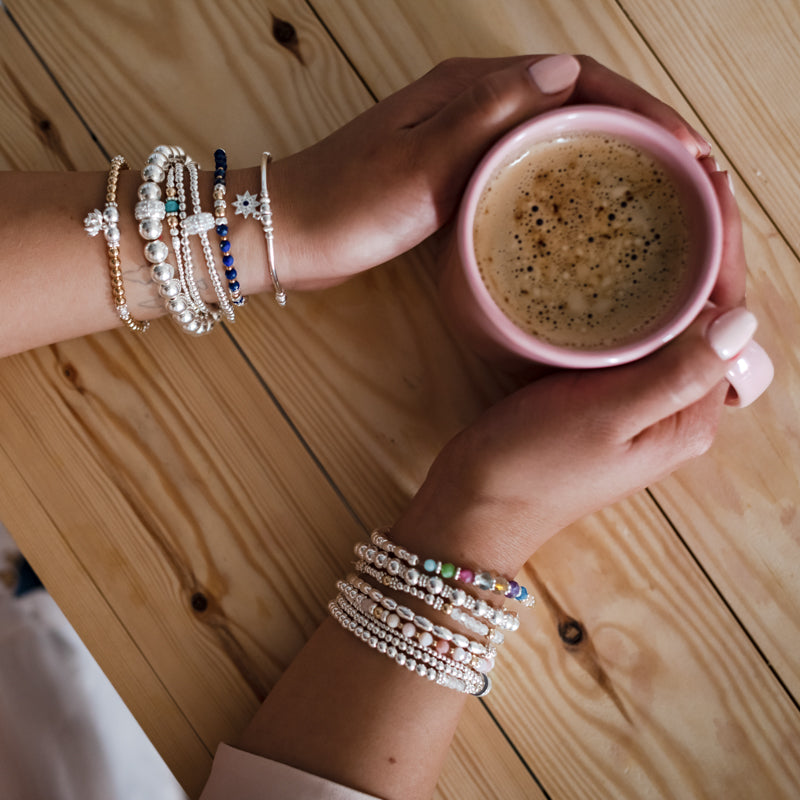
[386,613,400,629]
[452,647,467,663]
[401,622,416,639]
[418,632,433,648]
[145,240,169,263]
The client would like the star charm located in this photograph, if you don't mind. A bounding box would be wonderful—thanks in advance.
[232,190,259,219]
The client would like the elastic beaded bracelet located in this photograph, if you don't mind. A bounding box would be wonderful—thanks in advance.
[331,596,489,696]
[84,155,149,333]
[212,148,245,307]
[371,528,535,607]
[355,543,521,632]
[136,146,218,335]
[341,577,497,667]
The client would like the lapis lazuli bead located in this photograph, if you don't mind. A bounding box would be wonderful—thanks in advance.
[222,254,234,268]
[228,281,240,292]
[216,224,228,236]
[214,148,226,161]
[225,268,237,280]
[165,199,179,213]
[423,558,437,573]
[220,240,231,253]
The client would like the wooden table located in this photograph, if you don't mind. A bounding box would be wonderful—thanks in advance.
[1,1,798,797]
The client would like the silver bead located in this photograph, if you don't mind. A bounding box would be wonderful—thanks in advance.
[145,240,169,263]
[142,163,165,183]
[151,262,174,283]
[103,205,119,223]
[406,568,420,586]
[168,296,188,314]
[135,199,165,221]
[138,181,161,201]
[139,219,162,240]
[178,309,195,325]
[154,145,172,157]
[181,212,215,236]
[451,588,466,606]
[147,152,168,169]
[104,225,120,244]
[158,279,181,299]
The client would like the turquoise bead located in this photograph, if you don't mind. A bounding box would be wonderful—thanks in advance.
[165,199,179,213]
[423,558,437,573]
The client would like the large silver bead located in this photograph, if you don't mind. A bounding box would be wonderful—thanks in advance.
[184,318,200,333]
[177,309,195,325]
[138,219,162,240]
[147,152,168,170]
[168,295,188,314]
[103,225,120,244]
[138,181,161,201]
[142,163,165,183]
[145,240,169,263]
[159,279,182,298]
[181,212,215,236]
[151,262,173,283]
[103,205,119,223]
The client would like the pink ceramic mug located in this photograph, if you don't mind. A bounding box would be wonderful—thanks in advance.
[440,105,768,405]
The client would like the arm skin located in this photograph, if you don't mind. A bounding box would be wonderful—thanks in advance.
[0,55,759,799]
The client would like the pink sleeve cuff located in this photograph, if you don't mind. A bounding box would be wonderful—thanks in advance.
[199,743,382,800]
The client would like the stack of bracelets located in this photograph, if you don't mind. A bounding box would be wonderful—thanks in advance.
[84,146,286,334]
[329,528,535,697]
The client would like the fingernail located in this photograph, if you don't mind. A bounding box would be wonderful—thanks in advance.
[725,340,774,408]
[529,54,581,95]
[691,128,712,156]
[707,307,758,360]
[699,154,721,174]
[726,170,736,196]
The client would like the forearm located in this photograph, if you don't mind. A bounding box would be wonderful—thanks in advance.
[0,162,308,357]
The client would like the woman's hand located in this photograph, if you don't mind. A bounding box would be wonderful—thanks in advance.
[272,55,710,290]
[392,170,771,575]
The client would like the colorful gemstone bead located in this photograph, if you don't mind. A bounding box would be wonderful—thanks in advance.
[459,568,474,584]
[494,577,509,594]
[440,562,456,579]
[475,572,494,591]
[517,586,528,602]
[505,580,520,598]
[423,558,437,573]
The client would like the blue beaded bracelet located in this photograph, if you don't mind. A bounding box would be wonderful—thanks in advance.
[212,148,246,307]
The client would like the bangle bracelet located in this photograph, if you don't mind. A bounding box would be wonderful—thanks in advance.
[213,148,246,307]
[84,155,149,333]
[371,528,535,606]
[258,152,286,307]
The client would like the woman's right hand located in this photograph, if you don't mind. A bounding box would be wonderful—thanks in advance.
[392,169,772,575]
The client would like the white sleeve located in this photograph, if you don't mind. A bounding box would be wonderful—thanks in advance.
[199,743,382,800]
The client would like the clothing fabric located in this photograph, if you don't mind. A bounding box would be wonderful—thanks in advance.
[199,743,381,800]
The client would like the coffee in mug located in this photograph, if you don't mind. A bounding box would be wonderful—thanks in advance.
[441,105,723,370]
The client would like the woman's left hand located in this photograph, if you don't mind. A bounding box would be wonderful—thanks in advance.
[271,54,709,290]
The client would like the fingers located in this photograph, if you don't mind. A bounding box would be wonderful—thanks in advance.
[604,305,759,440]
[572,55,710,158]
[416,55,580,176]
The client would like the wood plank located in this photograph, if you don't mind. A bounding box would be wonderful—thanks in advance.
[0,2,540,796]
[618,0,800,261]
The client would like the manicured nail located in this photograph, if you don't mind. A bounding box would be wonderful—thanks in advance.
[726,170,736,196]
[725,340,774,408]
[707,307,757,360]
[529,54,581,94]
[691,128,712,156]
[699,154,721,174]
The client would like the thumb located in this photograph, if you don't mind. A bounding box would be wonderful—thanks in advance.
[421,54,580,165]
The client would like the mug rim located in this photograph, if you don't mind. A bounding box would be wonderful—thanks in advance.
[456,104,724,368]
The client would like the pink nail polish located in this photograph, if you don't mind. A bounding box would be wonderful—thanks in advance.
[707,307,757,360]
[727,171,736,196]
[725,340,774,407]
[528,54,581,95]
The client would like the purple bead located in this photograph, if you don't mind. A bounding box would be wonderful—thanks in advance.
[222,254,234,267]
[505,580,520,598]
[459,569,474,584]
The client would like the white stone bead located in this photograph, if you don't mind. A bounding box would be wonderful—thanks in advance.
[452,647,467,663]
[418,632,433,648]
[386,613,400,629]
[401,622,416,639]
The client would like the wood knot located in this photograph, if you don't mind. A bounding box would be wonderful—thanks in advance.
[558,618,584,645]
[271,14,304,64]
[190,592,209,612]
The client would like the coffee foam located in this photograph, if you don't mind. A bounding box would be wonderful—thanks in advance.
[474,133,690,350]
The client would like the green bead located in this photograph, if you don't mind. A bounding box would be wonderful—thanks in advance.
[440,562,456,579]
